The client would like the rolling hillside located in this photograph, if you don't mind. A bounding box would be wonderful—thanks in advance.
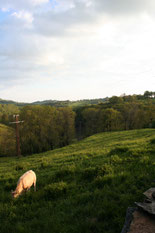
[0,97,108,107]
[0,129,155,233]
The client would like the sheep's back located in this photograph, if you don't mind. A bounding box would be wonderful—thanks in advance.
[19,170,36,189]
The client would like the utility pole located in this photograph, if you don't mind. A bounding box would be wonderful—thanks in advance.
[10,115,24,157]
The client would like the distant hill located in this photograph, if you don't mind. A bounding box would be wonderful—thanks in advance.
[0,98,27,106]
[1,91,154,107]
[0,98,108,107]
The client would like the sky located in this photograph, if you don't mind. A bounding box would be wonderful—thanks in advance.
[0,0,155,102]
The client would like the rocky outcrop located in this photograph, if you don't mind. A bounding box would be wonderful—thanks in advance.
[121,188,155,233]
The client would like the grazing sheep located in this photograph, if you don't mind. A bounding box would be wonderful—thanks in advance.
[12,170,36,198]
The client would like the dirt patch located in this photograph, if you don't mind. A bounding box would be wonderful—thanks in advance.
[129,210,155,233]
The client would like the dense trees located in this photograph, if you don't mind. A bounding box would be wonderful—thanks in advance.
[0,91,154,156]
[0,104,19,125]
[80,107,123,136]
[0,105,75,156]
[144,91,155,99]
[75,94,155,138]
[19,106,75,155]
[0,124,16,156]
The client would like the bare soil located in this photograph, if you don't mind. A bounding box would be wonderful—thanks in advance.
[129,210,155,233]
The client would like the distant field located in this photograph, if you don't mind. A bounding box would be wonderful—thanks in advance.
[0,129,155,233]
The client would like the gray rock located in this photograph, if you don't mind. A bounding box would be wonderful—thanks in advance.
[121,207,137,233]
[135,188,155,215]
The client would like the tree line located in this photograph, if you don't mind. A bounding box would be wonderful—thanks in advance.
[0,91,155,156]
[75,93,155,137]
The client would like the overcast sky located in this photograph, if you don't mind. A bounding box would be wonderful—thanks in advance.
[0,0,155,102]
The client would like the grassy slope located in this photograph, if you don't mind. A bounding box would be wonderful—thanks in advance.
[0,129,155,233]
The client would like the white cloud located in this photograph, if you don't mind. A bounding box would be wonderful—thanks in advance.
[0,0,49,11]
[94,0,155,14]
[12,11,33,24]
[33,0,96,36]
[31,0,155,37]
[31,0,49,6]
[0,0,155,101]
[1,7,10,12]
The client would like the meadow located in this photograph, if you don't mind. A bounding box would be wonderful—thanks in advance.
[0,128,155,233]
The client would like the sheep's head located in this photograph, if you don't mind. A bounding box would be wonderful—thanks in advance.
[11,191,19,198]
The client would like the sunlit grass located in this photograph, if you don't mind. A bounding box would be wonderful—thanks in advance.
[0,128,155,233]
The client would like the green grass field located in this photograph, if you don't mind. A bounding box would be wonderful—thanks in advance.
[0,129,155,233]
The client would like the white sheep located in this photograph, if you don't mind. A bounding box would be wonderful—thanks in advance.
[12,170,36,198]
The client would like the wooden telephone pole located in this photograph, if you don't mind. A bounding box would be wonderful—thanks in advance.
[10,115,24,157]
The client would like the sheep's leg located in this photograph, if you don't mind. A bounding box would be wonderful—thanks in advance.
[27,187,31,192]
[34,182,36,192]
[24,187,30,192]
